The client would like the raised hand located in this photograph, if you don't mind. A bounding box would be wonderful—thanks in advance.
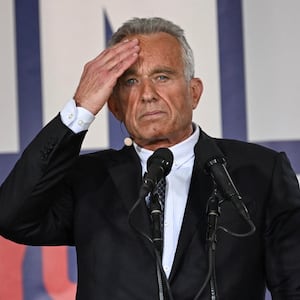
[74,39,140,115]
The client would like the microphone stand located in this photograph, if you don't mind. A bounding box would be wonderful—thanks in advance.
[194,186,256,300]
[193,188,221,300]
[150,193,163,256]
[149,192,175,300]
[149,192,165,300]
[206,188,222,300]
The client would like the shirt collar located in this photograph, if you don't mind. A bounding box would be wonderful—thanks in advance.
[133,124,199,173]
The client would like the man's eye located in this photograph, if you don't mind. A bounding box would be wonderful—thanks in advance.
[157,75,168,81]
[125,78,137,86]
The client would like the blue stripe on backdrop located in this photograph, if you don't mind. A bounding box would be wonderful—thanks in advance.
[217,0,248,142]
[14,1,51,299]
[68,246,78,283]
[15,0,43,150]
[259,140,300,174]
[0,154,20,182]
[23,247,51,300]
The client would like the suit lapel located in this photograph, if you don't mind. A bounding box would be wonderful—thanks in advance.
[107,146,153,255]
[169,131,214,281]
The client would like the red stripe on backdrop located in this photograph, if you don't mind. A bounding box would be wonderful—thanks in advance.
[42,246,77,299]
[0,237,26,300]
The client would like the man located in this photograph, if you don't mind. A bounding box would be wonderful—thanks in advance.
[0,17,300,300]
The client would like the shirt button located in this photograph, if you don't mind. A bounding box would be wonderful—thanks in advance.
[68,113,74,119]
[78,120,84,126]
[164,265,170,272]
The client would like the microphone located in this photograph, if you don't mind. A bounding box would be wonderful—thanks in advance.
[136,148,173,210]
[138,148,173,255]
[143,148,173,193]
[199,137,251,221]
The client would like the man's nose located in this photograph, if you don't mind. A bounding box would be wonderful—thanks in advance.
[140,79,158,103]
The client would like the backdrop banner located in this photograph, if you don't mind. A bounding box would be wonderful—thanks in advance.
[1,0,299,299]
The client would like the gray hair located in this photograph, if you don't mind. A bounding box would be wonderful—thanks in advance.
[109,17,195,80]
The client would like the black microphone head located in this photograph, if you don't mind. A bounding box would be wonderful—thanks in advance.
[197,136,226,172]
[147,148,174,177]
[140,148,174,194]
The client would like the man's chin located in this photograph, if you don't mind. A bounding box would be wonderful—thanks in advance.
[133,134,170,150]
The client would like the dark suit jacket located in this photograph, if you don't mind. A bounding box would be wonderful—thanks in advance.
[1,115,300,300]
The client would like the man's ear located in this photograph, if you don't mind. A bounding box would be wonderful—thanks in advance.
[190,78,203,110]
[108,95,123,121]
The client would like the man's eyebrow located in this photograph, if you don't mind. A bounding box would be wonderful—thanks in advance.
[151,67,177,75]
[122,69,136,77]
[122,67,178,78]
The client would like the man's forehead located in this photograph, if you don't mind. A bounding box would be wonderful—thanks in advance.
[118,32,185,78]
[122,32,181,50]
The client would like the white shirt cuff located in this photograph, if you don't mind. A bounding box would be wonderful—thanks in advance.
[60,99,95,133]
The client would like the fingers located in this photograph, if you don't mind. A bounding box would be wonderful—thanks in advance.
[74,39,140,115]
[93,39,139,73]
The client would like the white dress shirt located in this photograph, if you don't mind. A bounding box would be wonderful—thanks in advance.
[134,126,199,277]
[60,99,199,277]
